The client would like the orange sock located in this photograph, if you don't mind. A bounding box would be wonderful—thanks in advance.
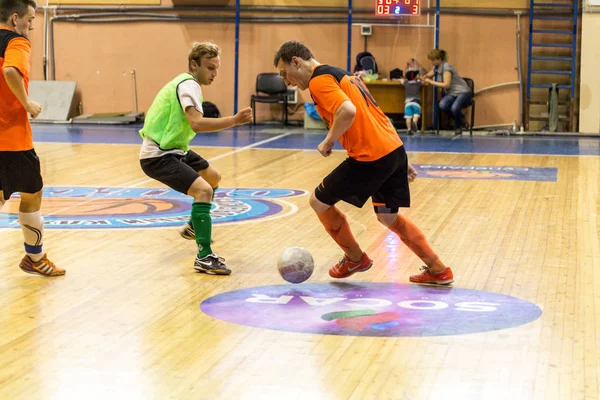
[389,215,446,269]
[317,207,362,260]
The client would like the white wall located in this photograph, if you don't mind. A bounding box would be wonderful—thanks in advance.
[579,9,600,133]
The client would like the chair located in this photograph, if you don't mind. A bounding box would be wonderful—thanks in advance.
[250,73,288,126]
[436,77,475,136]
[354,51,378,74]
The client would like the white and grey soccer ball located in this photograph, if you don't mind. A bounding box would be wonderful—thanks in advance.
[277,247,314,284]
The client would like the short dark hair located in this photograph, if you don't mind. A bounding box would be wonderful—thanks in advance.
[0,0,37,23]
[273,41,313,67]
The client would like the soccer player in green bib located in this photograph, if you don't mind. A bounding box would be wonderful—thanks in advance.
[139,42,252,275]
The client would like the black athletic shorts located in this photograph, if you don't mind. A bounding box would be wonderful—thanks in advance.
[315,145,410,210]
[0,149,44,201]
[140,150,210,195]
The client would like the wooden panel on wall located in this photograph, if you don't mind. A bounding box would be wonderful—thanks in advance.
[47,0,160,4]
[579,12,600,133]
[241,0,347,6]
[168,0,350,7]
[170,0,230,6]
[240,0,530,9]
[49,0,345,7]
[44,0,529,9]
[440,0,528,9]
[32,6,536,126]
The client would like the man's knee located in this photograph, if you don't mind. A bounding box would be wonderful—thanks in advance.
[188,178,213,202]
[19,191,43,212]
[209,168,222,186]
[375,210,398,227]
[309,192,330,214]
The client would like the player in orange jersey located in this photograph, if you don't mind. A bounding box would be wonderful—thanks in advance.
[0,0,65,276]
[274,41,453,285]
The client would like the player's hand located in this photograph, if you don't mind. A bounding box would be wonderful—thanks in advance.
[317,139,334,157]
[25,100,42,119]
[408,164,418,183]
[234,107,253,125]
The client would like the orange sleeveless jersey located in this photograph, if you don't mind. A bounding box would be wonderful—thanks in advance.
[0,28,33,151]
[308,65,402,161]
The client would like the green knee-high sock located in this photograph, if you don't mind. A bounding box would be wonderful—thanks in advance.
[192,202,213,258]
[189,187,218,229]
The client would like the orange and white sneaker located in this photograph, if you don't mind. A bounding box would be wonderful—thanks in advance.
[410,266,453,285]
[329,253,373,279]
[19,254,65,277]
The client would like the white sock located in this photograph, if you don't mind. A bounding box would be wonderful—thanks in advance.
[19,211,45,262]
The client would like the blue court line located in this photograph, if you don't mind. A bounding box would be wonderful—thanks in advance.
[31,124,600,156]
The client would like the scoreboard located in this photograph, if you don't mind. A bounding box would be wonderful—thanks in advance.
[376,0,421,16]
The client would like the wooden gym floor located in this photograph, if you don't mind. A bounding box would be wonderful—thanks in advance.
[0,125,598,400]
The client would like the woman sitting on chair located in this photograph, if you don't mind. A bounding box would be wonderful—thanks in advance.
[421,49,472,135]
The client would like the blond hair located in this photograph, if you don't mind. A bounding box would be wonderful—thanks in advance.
[188,42,221,69]
[427,49,448,62]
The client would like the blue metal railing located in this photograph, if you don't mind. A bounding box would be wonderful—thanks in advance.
[526,0,577,112]
[570,0,578,99]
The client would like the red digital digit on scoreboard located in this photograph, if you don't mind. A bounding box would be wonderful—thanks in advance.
[376,0,420,16]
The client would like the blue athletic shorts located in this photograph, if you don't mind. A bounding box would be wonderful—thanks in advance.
[405,103,421,118]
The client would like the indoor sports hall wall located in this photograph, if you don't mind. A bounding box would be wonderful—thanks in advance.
[27,0,567,129]
[580,4,600,133]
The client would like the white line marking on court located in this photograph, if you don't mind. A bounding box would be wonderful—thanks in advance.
[206,132,295,162]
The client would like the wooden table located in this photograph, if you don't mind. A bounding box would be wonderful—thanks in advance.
[364,79,430,132]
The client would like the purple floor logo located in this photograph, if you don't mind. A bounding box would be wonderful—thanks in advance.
[200,283,542,337]
[413,164,558,182]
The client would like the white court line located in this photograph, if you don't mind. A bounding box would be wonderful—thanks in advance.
[25,131,297,219]
[207,131,295,162]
